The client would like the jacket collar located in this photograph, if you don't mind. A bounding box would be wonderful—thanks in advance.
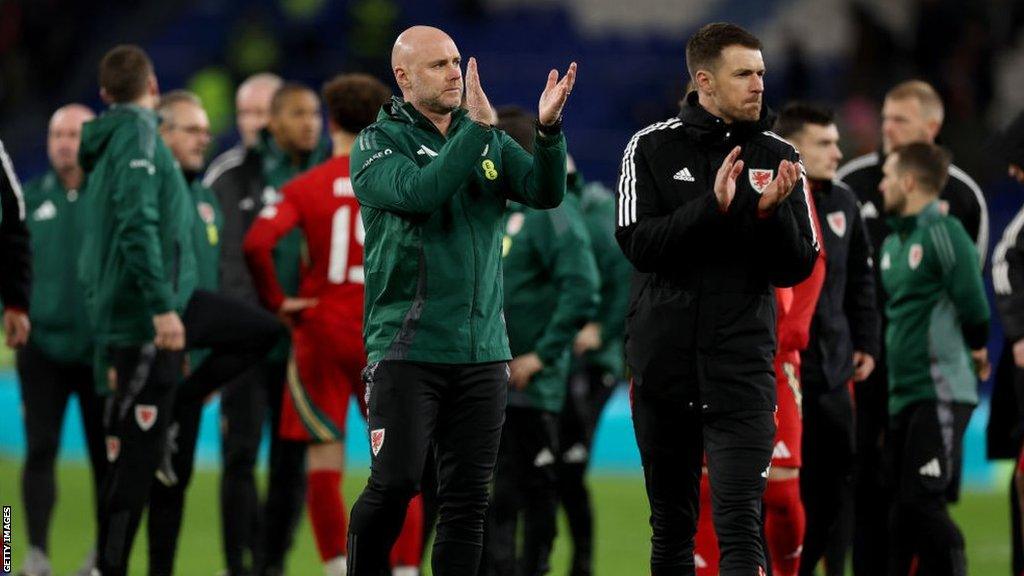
[677,90,775,146]
[888,199,943,234]
[381,96,469,136]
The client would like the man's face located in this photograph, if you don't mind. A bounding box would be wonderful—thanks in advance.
[881,97,936,154]
[396,37,463,116]
[791,123,843,181]
[236,83,278,147]
[704,46,764,123]
[269,91,322,154]
[160,102,211,172]
[880,153,908,214]
[47,107,93,174]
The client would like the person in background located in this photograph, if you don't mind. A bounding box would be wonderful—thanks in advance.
[774,103,880,576]
[481,105,599,576]
[836,80,988,576]
[205,81,330,576]
[15,104,102,576]
[0,135,30,349]
[878,142,989,576]
[204,73,284,187]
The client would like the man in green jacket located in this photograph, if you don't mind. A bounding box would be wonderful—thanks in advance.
[480,107,599,575]
[878,142,990,576]
[80,46,282,576]
[15,103,105,576]
[346,25,576,575]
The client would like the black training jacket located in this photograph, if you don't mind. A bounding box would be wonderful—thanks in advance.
[615,92,819,413]
[802,178,880,391]
[0,138,31,311]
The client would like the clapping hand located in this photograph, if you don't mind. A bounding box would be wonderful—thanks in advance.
[757,160,801,216]
[465,57,497,126]
[538,62,577,127]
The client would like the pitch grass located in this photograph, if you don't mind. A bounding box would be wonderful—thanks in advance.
[0,459,1011,575]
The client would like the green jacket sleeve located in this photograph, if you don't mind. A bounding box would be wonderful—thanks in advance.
[533,207,600,364]
[589,198,632,346]
[352,123,491,215]
[112,130,173,315]
[499,130,567,210]
[935,219,990,347]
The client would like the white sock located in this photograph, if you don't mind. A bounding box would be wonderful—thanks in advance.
[324,556,347,576]
[392,567,420,576]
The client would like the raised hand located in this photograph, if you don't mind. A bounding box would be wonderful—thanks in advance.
[465,57,497,126]
[714,146,744,212]
[538,62,577,126]
[757,159,801,215]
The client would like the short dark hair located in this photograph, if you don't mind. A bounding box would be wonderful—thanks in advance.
[893,142,951,194]
[99,44,154,103]
[496,106,536,154]
[774,102,835,138]
[685,22,762,80]
[270,82,317,116]
[321,74,391,134]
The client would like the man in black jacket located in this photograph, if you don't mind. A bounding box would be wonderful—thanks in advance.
[204,83,329,576]
[0,137,31,348]
[835,80,988,576]
[774,103,880,576]
[616,22,819,575]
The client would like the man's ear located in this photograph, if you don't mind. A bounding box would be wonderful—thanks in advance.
[695,69,714,94]
[99,88,113,105]
[394,67,411,91]
[925,117,941,142]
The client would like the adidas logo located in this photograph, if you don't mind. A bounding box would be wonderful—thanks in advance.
[918,457,942,478]
[32,200,57,222]
[861,201,879,219]
[772,441,792,459]
[534,448,555,467]
[673,167,695,182]
[416,144,439,157]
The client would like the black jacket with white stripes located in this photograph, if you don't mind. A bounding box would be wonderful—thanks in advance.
[0,138,31,311]
[802,178,880,391]
[615,92,820,413]
[991,196,1024,457]
[836,149,988,268]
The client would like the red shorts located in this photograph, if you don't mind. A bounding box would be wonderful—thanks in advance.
[1017,443,1024,475]
[279,309,366,443]
[772,350,802,468]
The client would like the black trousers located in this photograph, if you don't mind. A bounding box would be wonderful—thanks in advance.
[146,289,283,576]
[556,364,617,576]
[798,375,855,576]
[218,355,308,575]
[16,341,106,553]
[96,343,183,576]
[886,400,972,576]
[348,360,508,576]
[852,358,889,576]
[631,381,774,576]
[481,406,560,576]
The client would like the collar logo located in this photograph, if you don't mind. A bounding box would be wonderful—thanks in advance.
[827,211,846,237]
[748,169,773,194]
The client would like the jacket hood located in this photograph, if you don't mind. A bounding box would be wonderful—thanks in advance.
[79,105,158,172]
[677,90,776,145]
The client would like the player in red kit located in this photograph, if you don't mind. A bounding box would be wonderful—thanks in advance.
[695,171,825,576]
[244,73,422,576]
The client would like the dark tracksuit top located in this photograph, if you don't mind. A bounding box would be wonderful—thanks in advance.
[351,96,568,365]
[502,193,600,413]
[991,194,1024,457]
[615,92,820,413]
[802,178,880,390]
[22,171,92,364]
[0,137,31,313]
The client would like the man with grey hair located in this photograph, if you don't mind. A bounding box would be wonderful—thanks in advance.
[15,103,101,576]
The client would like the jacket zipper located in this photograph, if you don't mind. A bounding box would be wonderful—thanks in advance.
[459,190,480,360]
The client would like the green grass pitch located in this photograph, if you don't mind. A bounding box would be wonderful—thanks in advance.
[0,459,1012,575]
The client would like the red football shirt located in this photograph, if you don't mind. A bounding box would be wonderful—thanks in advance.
[243,155,364,319]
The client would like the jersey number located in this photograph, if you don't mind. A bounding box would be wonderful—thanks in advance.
[328,205,365,284]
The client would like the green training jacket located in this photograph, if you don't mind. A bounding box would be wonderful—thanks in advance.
[880,200,990,416]
[78,104,197,346]
[574,176,632,378]
[188,177,222,292]
[503,194,599,412]
[352,96,567,364]
[23,171,92,364]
